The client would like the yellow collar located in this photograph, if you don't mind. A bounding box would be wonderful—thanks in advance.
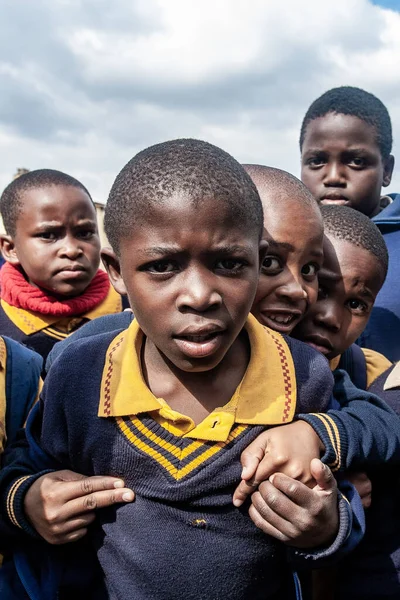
[0,337,6,370]
[329,356,340,371]
[98,314,297,441]
[1,285,122,335]
[384,362,400,390]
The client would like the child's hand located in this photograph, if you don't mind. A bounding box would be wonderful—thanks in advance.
[233,421,324,507]
[249,458,338,548]
[346,471,372,508]
[24,470,135,544]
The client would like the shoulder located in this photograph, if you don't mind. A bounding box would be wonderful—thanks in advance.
[368,362,400,415]
[361,347,392,388]
[284,336,334,412]
[45,312,133,372]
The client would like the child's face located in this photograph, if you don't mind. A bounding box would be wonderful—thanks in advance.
[292,234,383,360]
[301,113,394,217]
[4,185,100,297]
[251,201,323,334]
[104,195,262,373]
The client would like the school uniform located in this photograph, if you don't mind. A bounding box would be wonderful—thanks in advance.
[0,263,123,362]
[358,193,400,361]
[0,315,361,600]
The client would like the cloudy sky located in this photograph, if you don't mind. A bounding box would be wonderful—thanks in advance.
[1,0,400,202]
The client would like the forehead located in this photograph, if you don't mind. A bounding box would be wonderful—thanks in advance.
[322,235,383,297]
[263,198,323,253]
[120,193,260,256]
[302,113,380,153]
[18,185,96,221]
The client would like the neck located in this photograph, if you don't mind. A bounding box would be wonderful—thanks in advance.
[142,330,250,425]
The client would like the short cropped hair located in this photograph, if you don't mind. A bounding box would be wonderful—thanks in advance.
[321,205,388,280]
[300,86,392,159]
[105,139,263,254]
[243,164,318,209]
[0,169,92,237]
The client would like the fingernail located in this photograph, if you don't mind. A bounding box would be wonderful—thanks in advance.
[114,480,125,488]
[233,499,242,507]
[122,491,134,502]
[241,467,249,478]
[269,474,276,485]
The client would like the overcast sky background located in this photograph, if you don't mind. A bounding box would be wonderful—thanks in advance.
[1,0,400,202]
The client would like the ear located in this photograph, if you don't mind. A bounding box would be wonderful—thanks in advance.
[382,155,395,188]
[0,234,21,265]
[101,247,128,296]
[258,239,268,271]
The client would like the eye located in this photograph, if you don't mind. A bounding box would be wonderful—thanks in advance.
[145,260,177,274]
[261,256,282,274]
[77,229,96,240]
[347,298,368,314]
[306,156,326,168]
[349,157,367,169]
[37,231,58,241]
[215,258,246,272]
[301,263,319,278]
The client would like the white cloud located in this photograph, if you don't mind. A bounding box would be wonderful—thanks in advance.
[1,0,400,201]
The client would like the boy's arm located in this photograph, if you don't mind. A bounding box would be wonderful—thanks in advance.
[249,459,364,565]
[297,369,400,472]
[1,398,134,544]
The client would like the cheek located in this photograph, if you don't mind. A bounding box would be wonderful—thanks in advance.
[252,275,276,308]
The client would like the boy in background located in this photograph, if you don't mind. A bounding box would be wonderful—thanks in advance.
[300,86,399,361]
[0,169,123,362]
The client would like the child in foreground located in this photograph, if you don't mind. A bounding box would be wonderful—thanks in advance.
[299,86,400,361]
[0,140,355,600]
[0,169,123,362]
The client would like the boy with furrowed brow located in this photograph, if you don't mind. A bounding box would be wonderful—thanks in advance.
[0,139,358,599]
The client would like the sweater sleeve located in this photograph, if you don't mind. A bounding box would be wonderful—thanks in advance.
[296,369,400,471]
[288,479,364,567]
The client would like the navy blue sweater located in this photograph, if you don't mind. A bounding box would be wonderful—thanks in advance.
[1,329,360,600]
[358,193,400,361]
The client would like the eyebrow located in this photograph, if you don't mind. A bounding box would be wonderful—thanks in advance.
[140,244,255,257]
[267,240,295,252]
[35,218,97,228]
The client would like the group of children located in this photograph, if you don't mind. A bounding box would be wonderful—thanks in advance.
[0,85,399,599]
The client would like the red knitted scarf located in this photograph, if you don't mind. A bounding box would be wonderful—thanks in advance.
[0,262,110,317]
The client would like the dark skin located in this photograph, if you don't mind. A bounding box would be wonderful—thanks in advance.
[235,234,384,509]
[301,113,394,218]
[25,195,339,548]
[293,234,384,360]
[103,194,264,424]
[0,185,101,299]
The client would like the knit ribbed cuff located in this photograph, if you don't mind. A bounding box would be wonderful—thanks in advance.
[295,413,349,473]
[288,490,353,567]
[5,470,55,539]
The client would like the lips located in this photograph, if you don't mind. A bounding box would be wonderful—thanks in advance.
[320,193,350,205]
[259,310,303,334]
[302,334,334,356]
[173,325,226,359]
[58,264,86,273]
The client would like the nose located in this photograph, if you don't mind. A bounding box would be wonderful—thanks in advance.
[276,273,308,304]
[314,301,341,332]
[323,161,346,187]
[176,267,222,313]
[59,235,83,259]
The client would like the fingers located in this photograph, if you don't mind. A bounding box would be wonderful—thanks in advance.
[310,459,336,492]
[240,439,268,480]
[233,479,258,507]
[62,487,134,519]
[249,483,298,542]
[50,473,131,503]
